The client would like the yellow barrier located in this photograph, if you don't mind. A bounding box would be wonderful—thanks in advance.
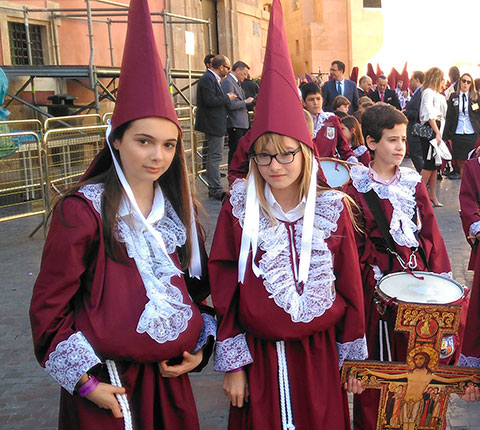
[0,131,46,224]
[43,125,107,201]
[44,114,102,132]
[0,119,43,136]
[102,112,113,124]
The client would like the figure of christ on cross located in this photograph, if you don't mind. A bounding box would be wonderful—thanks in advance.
[342,302,480,430]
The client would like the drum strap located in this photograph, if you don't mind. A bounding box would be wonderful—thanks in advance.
[363,190,429,274]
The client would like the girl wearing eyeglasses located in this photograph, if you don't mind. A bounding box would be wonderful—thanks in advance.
[208,2,367,429]
[443,73,480,177]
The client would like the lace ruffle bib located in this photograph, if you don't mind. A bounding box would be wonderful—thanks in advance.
[230,180,344,323]
[350,165,422,248]
[79,183,192,344]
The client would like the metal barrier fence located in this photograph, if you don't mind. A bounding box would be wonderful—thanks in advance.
[0,105,225,228]
[0,131,46,224]
[102,112,112,124]
[44,114,102,131]
[43,125,107,201]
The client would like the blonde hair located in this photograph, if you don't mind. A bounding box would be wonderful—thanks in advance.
[248,133,312,220]
[247,132,362,232]
[303,109,314,136]
[423,67,444,93]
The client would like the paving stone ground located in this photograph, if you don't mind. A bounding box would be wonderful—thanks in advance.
[0,159,479,429]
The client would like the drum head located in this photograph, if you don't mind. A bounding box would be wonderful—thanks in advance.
[377,272,464,304]
[319,159,350,188]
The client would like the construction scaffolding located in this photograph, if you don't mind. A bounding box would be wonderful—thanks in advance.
[1,0,212,117]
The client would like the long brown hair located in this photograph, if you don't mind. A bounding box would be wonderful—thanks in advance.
[55,119,199,269]
[341,116,365,149]
[422,67,444,93]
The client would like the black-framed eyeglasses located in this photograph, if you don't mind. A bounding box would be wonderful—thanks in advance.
[461,78,472,85]
[222,64,231,71]
[251,147,302,166]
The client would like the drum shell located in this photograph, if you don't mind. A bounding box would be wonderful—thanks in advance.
[374,271,470,365]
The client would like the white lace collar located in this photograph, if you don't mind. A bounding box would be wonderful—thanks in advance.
[79,183,193,344]
[230,180,344,323]
[350,164,421,248]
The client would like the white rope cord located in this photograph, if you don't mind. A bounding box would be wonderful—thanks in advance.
[384,320,392,362]
[106,359,133,430]
[276,341,295,430]
[379,320,384,362]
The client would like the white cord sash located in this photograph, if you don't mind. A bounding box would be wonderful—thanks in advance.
[106,359,133,430]
[276,341,295,430]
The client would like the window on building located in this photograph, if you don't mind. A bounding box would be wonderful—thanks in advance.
[8,22,44,65]
[363,0,381,7]
[292,0,299,10]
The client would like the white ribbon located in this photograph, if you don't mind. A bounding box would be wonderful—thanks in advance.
[238,157,318,286]
[297,159,318,284]
[105,119,201,279]
[238,161,261,283]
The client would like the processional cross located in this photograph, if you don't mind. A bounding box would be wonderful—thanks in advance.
[341,303,480,430]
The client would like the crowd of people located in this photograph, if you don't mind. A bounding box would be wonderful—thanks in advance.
[28,0,480,430]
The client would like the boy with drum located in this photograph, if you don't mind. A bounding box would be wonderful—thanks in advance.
[345,104,453,429]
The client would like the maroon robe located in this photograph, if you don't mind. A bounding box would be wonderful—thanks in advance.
[459,158,480,367]
[209,180,367,430]
[345,165,455,430]
[313,114,356,161]
[30,186,214,430]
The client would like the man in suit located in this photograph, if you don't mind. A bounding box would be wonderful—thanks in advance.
[195,55,236,200]
[221,61,254,166]
[369,75,401,109]
[404,71,425,172]
[357,75,373,98]
[322,60,359,113]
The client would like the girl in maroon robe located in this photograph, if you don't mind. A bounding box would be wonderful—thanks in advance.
[459,157,480,401]
[29,1,215,429]
[344,105,454,429]
[209,2,367,429]
[340,115,371,167]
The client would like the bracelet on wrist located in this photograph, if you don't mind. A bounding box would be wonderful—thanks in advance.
[77,375,99,397]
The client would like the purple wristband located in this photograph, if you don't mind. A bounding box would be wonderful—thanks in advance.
[78,376,99,397]
[228,367,244,373]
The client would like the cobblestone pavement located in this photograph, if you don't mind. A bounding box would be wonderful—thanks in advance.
[0,161,479,429]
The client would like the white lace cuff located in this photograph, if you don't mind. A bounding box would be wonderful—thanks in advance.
[469,221,480,238]
[337,335,368,369]
[458,353,480,368]
[353,146,368,157]
[214,333,253,372]
[192,313,217,353]
[347,156,358,164]
[45,332,101,394]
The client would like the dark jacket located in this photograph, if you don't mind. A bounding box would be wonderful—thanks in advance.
[221,74,249,129]
[195,70,230,136]
[322,78,359,113]
[369,89,401,110]
[404,87,423,134]
[443,92,480,141]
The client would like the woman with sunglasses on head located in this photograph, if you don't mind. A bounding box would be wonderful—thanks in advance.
[29,1,214,429]
[443,73,480,177]
[209,2,367,429]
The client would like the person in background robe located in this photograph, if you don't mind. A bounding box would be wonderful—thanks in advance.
[344,104,456,430]
[208,1,367,429]
[29,1,215,428]
[459,156,480,402]
[340,115,371,166]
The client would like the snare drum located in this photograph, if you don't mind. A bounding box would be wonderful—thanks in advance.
[318,158,350,188]
[375,271,468,363]
[376,271,464,306]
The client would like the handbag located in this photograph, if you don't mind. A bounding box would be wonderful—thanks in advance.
[412,122,434,139]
